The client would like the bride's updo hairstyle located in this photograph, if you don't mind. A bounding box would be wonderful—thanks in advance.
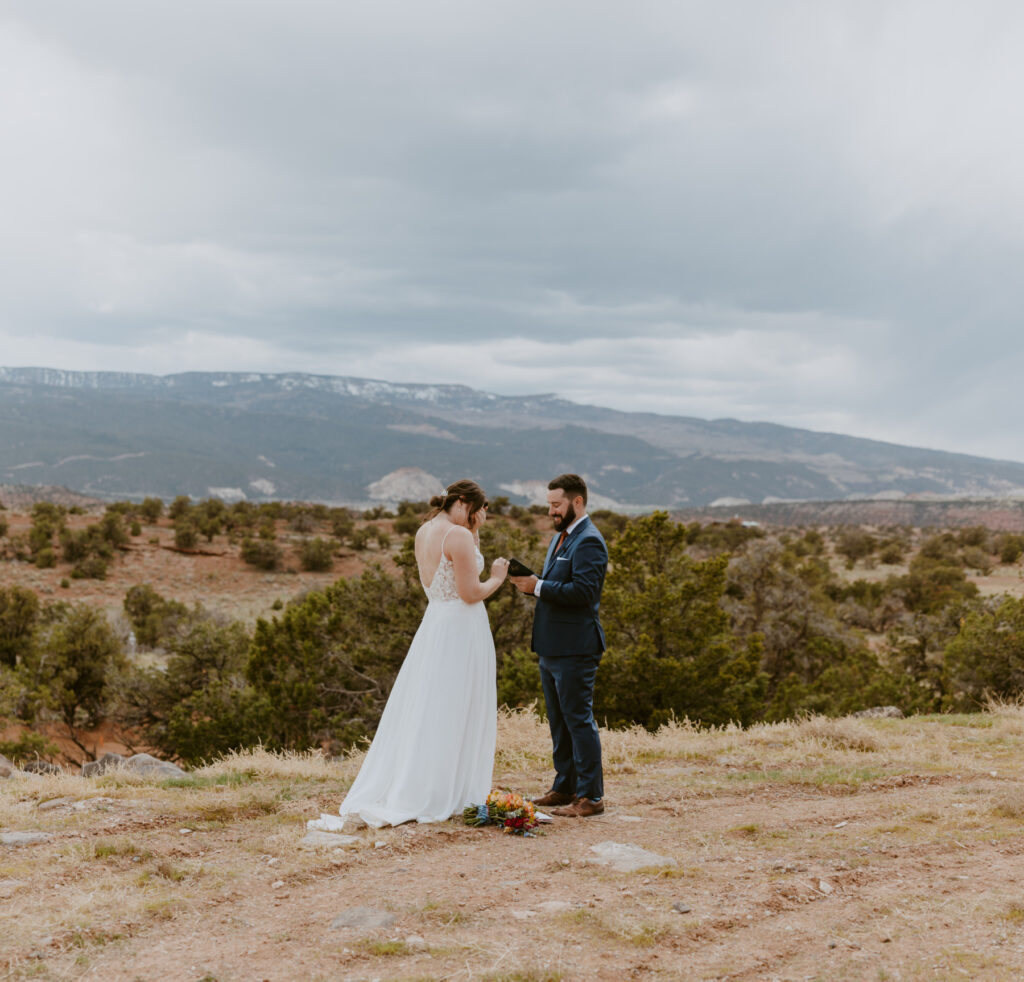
[426,479,488,526]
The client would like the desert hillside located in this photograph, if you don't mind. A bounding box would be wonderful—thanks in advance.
[5,709,1024,980]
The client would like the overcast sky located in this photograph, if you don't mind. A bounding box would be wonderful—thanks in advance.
[2,2,1023,459]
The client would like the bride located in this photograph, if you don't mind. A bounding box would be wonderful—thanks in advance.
[310,479,510,830]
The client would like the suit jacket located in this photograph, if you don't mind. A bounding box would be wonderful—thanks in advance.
[531,515,609,659]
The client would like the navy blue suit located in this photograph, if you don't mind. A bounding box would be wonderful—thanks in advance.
[532,516,609,801]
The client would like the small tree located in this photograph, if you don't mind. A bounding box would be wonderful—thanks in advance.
[139,497,164,523]
[945,596,1024,710]
[834,528,877,569]
[598,512,767,729]
[112,619,260,765]
[123,584,189,648]
[0,586,40,667]
[23,604,125,757]
[168,495,192,520]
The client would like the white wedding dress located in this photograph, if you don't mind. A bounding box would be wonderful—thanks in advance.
[309,536,496,830]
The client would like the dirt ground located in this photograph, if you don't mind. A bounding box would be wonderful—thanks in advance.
[6,710,1024,981]
[0,508,391,625]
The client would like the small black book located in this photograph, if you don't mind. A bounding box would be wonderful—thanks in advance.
[507,557,536,577]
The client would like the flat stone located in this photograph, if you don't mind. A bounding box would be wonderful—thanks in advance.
[81,753,125,777]
[37,797,77,812]
[537,900,574,913]
[124,753,187,778]
[584,841,677,873]
[300,830,362,850]
[0,879,28,897]
[852,706,903,719]
[329,907,397,931]
[672,902,692,914]
[81,752,187,779]
[1,831,53,847]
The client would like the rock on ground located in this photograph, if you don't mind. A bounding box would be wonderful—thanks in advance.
[0,754,13,779]
[37,797,77,812]
[1,831,53,847]
[852,706,904,718]
[584,841,677,873]
[329,907,397,931]
[81,753,125,777]
[81,752,187,779]
[300,830,362,850]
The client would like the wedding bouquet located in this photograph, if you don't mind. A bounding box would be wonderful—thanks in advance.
[463,788,539,836]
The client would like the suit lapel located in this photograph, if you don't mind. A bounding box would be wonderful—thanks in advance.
[542,516,591,576]
[542,534,559,577]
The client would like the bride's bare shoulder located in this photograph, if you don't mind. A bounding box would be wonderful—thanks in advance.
[442,524,474,554]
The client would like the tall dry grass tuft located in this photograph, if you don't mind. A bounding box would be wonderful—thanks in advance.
[494,705,553,771]
[602,716,712,763]
[197,746,352,782]
[792,715,881,753]
[992,787,1024,820]
[984,695,1024,738]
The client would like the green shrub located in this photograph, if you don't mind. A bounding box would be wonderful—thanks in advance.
[71,555,109,580]
[945,596,1024,709]
[393,512,420,536]
[139,497,164,523]
[241,538,282,570]
[168,496,192,520]
[113,619,258,764]
[298,537,334,572]
[174,519,199,551]
[21,603,125,734]
[123,584,190,648]
[34,547,56,569]
[0,586,40,667]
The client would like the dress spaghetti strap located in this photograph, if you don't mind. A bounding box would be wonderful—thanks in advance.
[440,524,458,560]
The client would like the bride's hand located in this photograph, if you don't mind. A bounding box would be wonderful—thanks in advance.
[491,557,510,582]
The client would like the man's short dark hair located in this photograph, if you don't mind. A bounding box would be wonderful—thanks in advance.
[548,473,588,505]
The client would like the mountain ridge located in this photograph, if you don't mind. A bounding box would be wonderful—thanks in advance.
[2,366,1023,507]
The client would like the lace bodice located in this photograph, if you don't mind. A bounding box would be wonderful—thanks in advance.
[423,547,484,603]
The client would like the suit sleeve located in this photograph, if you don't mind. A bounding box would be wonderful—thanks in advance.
[538,535,608,608]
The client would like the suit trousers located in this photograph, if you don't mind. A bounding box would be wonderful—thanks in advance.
[538,651,603,801]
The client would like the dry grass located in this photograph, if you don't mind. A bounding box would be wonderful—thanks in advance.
[8,707,1024,979]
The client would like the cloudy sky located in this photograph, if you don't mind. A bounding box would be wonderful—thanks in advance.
[2,2,1023,459]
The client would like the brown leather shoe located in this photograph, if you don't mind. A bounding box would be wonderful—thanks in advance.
[551,797,605,818]
[531,790,577,807]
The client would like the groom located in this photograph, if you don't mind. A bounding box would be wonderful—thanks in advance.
[510,473,609,817]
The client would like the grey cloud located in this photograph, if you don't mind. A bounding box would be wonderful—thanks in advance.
[2,1,1024,459]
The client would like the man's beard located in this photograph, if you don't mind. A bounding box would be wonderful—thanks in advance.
[553,502,577,533]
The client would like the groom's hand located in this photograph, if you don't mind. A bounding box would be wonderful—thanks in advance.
[509,574,539,595]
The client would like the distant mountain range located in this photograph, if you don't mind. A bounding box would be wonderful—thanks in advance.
[2,366,1024,509]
